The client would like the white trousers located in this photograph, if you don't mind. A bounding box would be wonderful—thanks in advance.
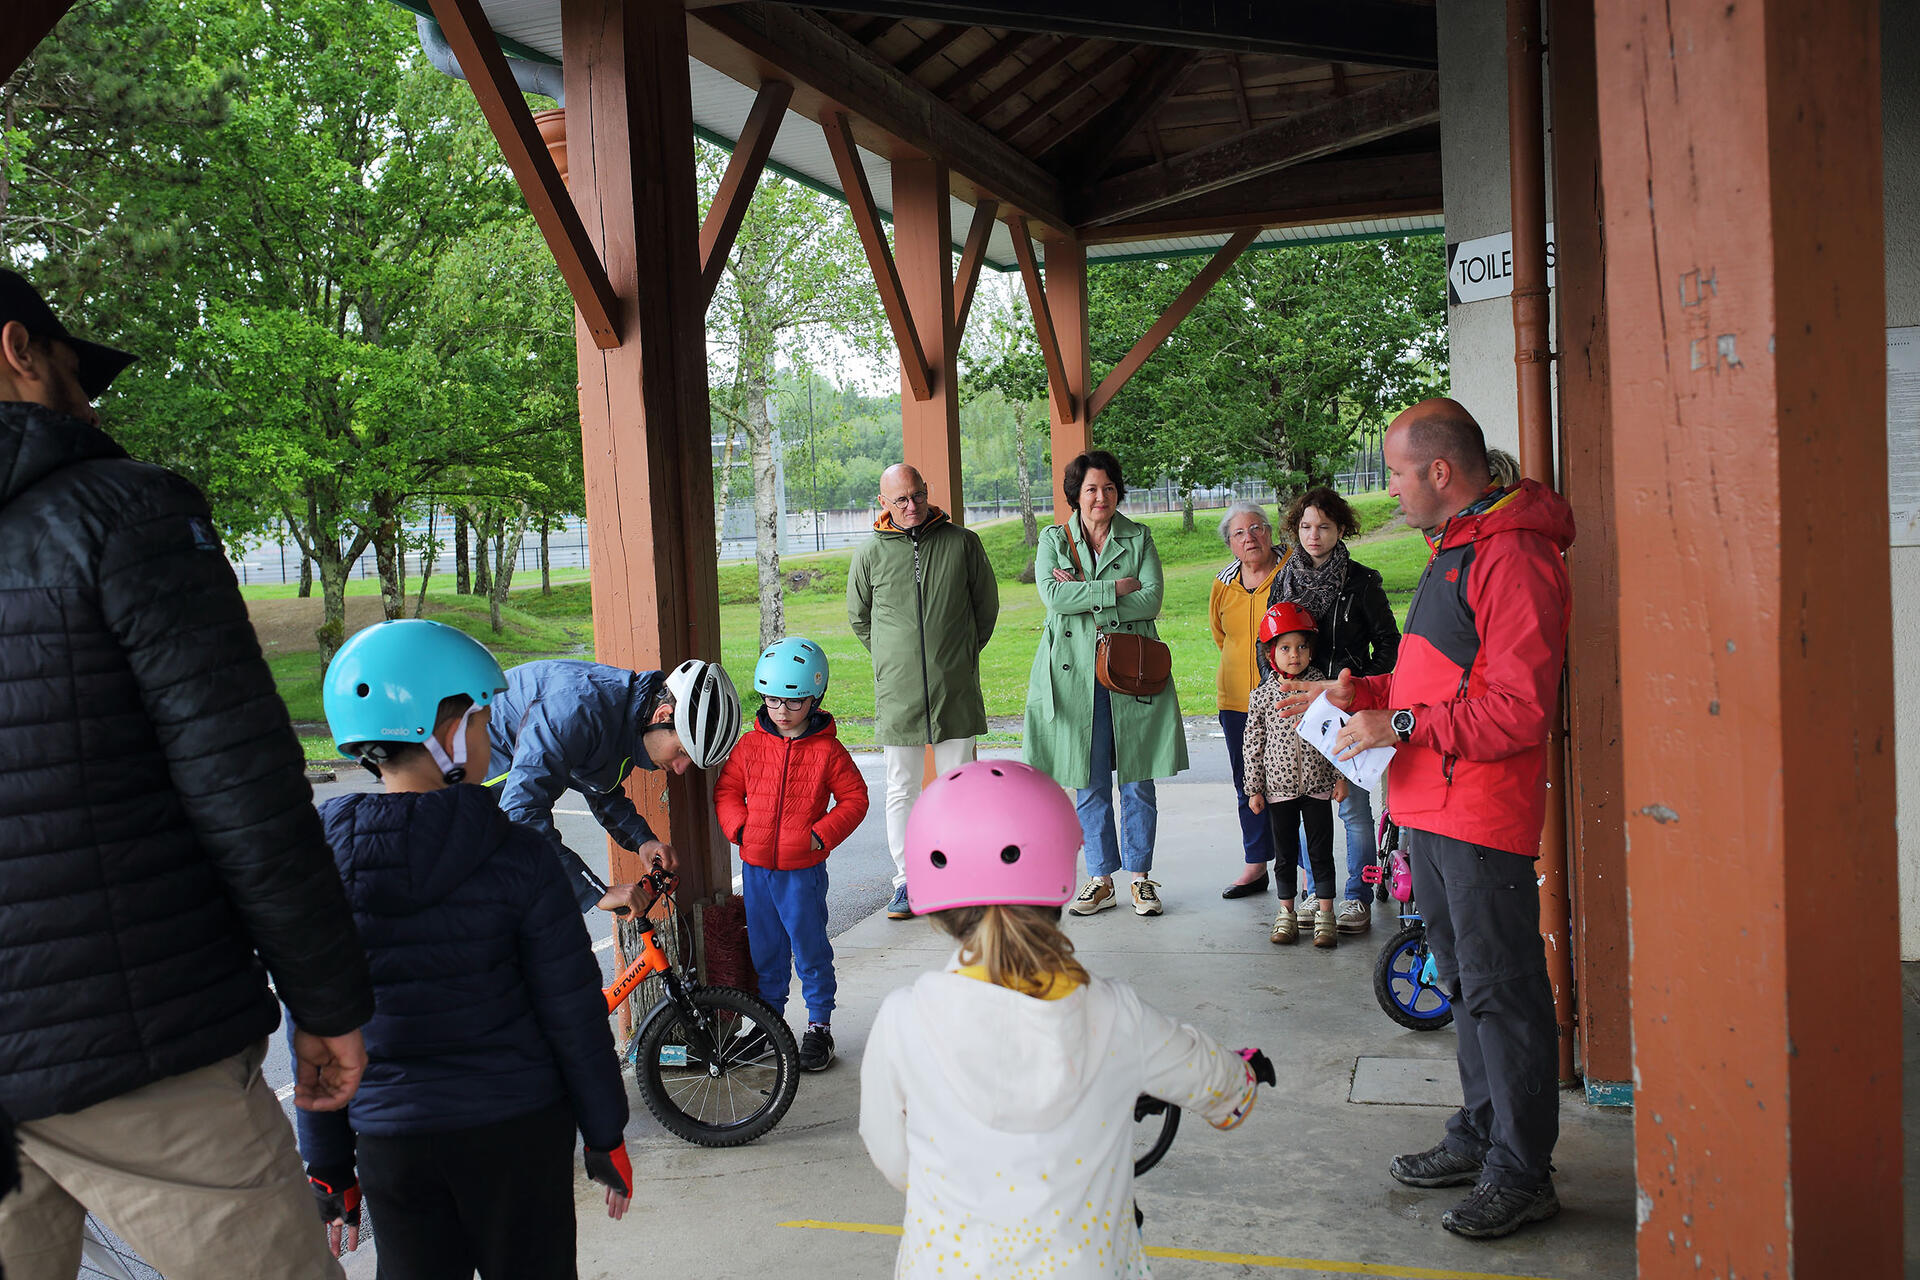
[881,738,978,888]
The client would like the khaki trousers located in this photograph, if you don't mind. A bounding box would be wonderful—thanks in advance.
[0,1040,341,1280]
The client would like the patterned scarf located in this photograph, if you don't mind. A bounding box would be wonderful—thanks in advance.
[1270,538,1350,622]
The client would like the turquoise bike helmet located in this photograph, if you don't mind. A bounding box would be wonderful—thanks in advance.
[323,619,507,782]
[754,636,830,703]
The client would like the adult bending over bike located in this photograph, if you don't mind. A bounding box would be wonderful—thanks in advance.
[487,658,743,915]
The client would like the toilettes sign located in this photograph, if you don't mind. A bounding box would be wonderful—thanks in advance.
[1446,224,1557,305]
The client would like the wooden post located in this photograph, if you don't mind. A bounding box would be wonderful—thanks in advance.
[1595,0,1898,1270]
[1043,238,1090,527]
[562,0,727,908]
[892,157,963,517]
[1546,0,1629,1101]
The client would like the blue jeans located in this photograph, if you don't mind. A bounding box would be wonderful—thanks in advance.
[741,862,835,1025]
[1218,710,1272,865]
[1078,684,1158,877]
[1295,784,1380,900]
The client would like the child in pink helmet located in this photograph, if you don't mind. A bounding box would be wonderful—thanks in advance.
[858,761,1272,1278]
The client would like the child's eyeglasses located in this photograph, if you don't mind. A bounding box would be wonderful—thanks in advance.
[762,695,811,711]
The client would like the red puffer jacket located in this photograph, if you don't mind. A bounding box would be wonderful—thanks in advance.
[715,710,870,871]
[1351,480,1574,858]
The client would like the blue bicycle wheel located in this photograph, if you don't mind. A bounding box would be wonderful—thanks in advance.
[1373,923,1454,1031]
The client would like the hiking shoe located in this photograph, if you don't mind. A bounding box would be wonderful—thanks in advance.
[798,1023,835,1072]
[1313,907,1339,949]
[1441,1181,1560,1239]
[1389,1143,1485,1188]
[1131,878,1164,916]
[1269,904,1298,945]
[1069,878,1117,915]
[886,884,913,920]
[1337,899,1372,934]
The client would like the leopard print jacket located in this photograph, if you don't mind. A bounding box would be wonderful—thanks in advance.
[1241,666,1343,802]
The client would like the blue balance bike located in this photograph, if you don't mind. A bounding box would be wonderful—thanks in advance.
[1365,821,1454,1032]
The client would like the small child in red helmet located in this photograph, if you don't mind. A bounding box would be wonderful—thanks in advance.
[859,760,1273,1279]
[1244,600,1350,948]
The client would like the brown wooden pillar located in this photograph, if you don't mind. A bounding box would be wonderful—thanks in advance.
[1546,0,1629,1101]
[893,158,964,518]
[1044,238,1090,526]
[562,0,727,905]
[1595,0,1899,1270]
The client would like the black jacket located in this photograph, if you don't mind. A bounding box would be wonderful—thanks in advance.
[0,402,372,1122]
[1314,560,1401,679]
[296,788,627,1169]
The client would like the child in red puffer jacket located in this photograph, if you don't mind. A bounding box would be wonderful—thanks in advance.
[715,637,870,1072]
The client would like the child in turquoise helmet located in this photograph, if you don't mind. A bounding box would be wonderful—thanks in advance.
[716,636,868,1073]
[302,620,635,1271]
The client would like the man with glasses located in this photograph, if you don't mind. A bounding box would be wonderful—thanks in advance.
[847,464,1000,919]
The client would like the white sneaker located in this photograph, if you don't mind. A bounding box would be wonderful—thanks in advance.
[1069,878,1117,915]
[1130,878,1164,917]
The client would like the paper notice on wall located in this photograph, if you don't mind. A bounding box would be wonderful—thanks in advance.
[1296,693,1394,793]
[1891,327,1920,547]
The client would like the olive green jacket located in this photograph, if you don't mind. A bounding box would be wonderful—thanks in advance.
[1022,512,1188,789]
[847,510,999,746]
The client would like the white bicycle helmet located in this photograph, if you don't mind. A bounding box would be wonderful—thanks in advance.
[661,658,742,769]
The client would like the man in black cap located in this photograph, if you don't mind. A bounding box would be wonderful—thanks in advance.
[0,271,375,1279]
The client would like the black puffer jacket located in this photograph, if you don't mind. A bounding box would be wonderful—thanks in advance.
[0,402,372,1122]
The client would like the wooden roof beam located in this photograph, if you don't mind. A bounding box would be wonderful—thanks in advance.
[965,35,1086,122]
[1048,48,1200,177]
[1008,216,1074,421]
[850,15,898,44]
[698,79,792,307]
[752,0,1438,69]
[693,3,1072,230]
[999,45,1132,144]
[1088,228,1257,420]
[894,23,969,77]
[952,197,999,345]
[3,1,77,95]
[426,0,621,347]
[929,30,1044,103]
[1080,150,1442,242]
[1077,71,1439,225]
[822,112,931,400]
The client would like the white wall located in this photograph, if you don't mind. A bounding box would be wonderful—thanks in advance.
[1438,0,1920,957]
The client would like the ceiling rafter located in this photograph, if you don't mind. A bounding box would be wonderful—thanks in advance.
[1050,48,1201,178]
[965,36,1087,122]
[930,29,1044,102]
[894,22,969,77]
[1000,44,1133,144]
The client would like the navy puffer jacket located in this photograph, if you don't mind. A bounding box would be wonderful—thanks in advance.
[295,787,627,1169]
[0,403,371,1123]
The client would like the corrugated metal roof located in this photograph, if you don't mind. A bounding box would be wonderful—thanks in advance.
[422,1,1442,269]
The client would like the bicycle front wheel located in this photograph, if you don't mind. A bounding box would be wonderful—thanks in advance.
[1373,923,1454,1031]
[634,985,799,1147]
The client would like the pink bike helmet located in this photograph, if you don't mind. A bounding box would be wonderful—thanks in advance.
[905,761,1083,914]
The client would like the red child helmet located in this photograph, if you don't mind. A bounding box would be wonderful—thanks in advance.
[1258,601,1320,676]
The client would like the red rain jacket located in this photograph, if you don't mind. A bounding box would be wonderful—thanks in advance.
[715,710,870,871]
[1351,480,1574,858]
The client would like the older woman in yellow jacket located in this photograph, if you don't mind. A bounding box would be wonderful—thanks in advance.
[1209,501,1286,898]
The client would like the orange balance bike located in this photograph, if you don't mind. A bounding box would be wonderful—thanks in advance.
[601,869,799,1146]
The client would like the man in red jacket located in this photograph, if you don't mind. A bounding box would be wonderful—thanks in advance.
[1284,399,1572,1240]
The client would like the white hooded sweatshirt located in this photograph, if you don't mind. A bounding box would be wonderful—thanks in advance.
[859,963,1256,1279]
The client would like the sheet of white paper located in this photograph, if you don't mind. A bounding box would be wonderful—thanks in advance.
[1296,693,1394,792]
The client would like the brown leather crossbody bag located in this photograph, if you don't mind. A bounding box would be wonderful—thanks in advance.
[1062,524,1172,699]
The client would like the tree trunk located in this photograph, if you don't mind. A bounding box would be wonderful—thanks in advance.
[488,502,531,633]
[1181,488,1196,533]
[413,503,438,618]
[539,518,551,595]
[473,516,493,598]
[746,380,783,650]
[371,494,405,622]
[1014,413,1039,548]
[297,555,313,598]
[454,508,471,595]
[714,419,738,559]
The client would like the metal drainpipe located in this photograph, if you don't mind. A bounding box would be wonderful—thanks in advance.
[1507,0,1578,1087]
[414,15,565,106]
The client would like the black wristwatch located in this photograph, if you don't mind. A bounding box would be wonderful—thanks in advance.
[1391,709,1416,743]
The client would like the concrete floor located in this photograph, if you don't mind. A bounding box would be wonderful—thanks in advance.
[570,780,1646,1280]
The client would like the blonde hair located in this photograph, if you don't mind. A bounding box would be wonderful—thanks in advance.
[1488,448,1522,488]
[929,904,1091,993]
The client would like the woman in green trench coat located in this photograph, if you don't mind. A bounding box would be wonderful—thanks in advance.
[1023,450,1188,918]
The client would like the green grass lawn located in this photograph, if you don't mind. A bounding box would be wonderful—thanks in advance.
[284,497,1427,760]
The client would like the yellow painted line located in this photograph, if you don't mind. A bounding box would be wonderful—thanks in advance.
[777,1221,1561,1280]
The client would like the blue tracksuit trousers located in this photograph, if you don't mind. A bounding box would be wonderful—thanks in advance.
[741,862,835,1025]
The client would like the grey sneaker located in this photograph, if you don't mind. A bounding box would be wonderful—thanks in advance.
[1390,1143,1485,1188]
[1441,1181,1560,1239]
[1069,878,1116,915]
[1337,899,1372,934]
[886,884,913,919]
[1130,878,1164,916]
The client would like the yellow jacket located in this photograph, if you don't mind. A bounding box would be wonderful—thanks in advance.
[1209,555,1283,712]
